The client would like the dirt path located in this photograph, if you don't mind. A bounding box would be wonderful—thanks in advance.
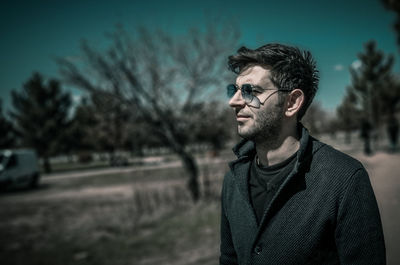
[355,151,400,265]
[42,161,182,181]
[1,157,228,203]
[42,157,229,181]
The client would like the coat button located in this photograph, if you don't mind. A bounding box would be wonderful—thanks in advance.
[254,245,262,255]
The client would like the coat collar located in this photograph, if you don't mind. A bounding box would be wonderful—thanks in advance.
[232,138,256,158]
[231,123,310,166]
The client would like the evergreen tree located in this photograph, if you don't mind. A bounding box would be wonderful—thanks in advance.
[348,40,394,154]
[62,97,98,157]
[0,99,17,149]
[89,91,131,161]
[187,101,234,153]
[302,101,329,135]
[9,73,71,173]
[378,75,400,150]
[336,88,362,144]
[382,0,400,48]
[67,95,153,161]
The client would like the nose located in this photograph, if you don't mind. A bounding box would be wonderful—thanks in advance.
[229,89,246,108]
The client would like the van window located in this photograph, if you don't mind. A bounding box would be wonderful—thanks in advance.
[6,154,17,169]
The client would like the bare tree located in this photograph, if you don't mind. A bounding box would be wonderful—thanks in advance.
[58,24,239,201]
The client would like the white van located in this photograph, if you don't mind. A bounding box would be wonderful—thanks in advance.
[0,149,40,190]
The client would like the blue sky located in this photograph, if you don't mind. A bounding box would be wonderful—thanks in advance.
[0,0,398,113]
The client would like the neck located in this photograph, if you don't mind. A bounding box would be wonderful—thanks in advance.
[255,123,300,166]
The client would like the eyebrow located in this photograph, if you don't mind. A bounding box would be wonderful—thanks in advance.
[244,83,269,89]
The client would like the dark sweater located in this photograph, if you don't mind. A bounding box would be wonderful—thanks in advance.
[249,152,297,224]
[220,126,386,265]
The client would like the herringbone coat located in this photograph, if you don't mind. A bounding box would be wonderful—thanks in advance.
[220,127,386,265]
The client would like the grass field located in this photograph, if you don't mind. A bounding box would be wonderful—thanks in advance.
[1,133,399,265]
[0,198,220,265]
[0,158,226,265]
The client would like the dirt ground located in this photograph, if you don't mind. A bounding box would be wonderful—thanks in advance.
[354,151,400,265]
[0,148,399,264]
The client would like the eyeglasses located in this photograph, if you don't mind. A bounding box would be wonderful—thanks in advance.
[227,83,291,107]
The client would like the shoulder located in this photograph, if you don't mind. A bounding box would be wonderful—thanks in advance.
[304,137,368,190]
[309,137,364,172]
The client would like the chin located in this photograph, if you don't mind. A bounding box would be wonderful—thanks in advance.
[237,127,256,140]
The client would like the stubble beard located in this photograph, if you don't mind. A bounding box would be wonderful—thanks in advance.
[237,103,285,146]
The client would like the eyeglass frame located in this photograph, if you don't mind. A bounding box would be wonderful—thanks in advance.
[227,83,291,108]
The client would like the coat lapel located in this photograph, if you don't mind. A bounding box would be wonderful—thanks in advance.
[229,139,258,227]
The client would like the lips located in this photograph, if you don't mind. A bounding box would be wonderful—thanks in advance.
[236,113,252,121]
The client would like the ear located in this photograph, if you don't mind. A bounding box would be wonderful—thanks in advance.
[285,89,304,118]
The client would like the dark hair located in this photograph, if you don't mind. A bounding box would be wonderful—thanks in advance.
[228,43,319,120]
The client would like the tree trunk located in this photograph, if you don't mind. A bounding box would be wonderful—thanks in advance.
[109,151,115,166]
[345,131,352,144]
[68,154,74,163]
[178,150,200,202]
[43,156,52,173]
[360,120,372,155]
[387,114,399,151]
[363,136,372,155]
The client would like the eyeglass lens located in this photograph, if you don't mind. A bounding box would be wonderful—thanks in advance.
[227,84,253,103]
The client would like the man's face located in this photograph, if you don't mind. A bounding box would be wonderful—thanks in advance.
[229,65,286,141]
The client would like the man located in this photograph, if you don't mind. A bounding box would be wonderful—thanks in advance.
[220,43,386,265]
